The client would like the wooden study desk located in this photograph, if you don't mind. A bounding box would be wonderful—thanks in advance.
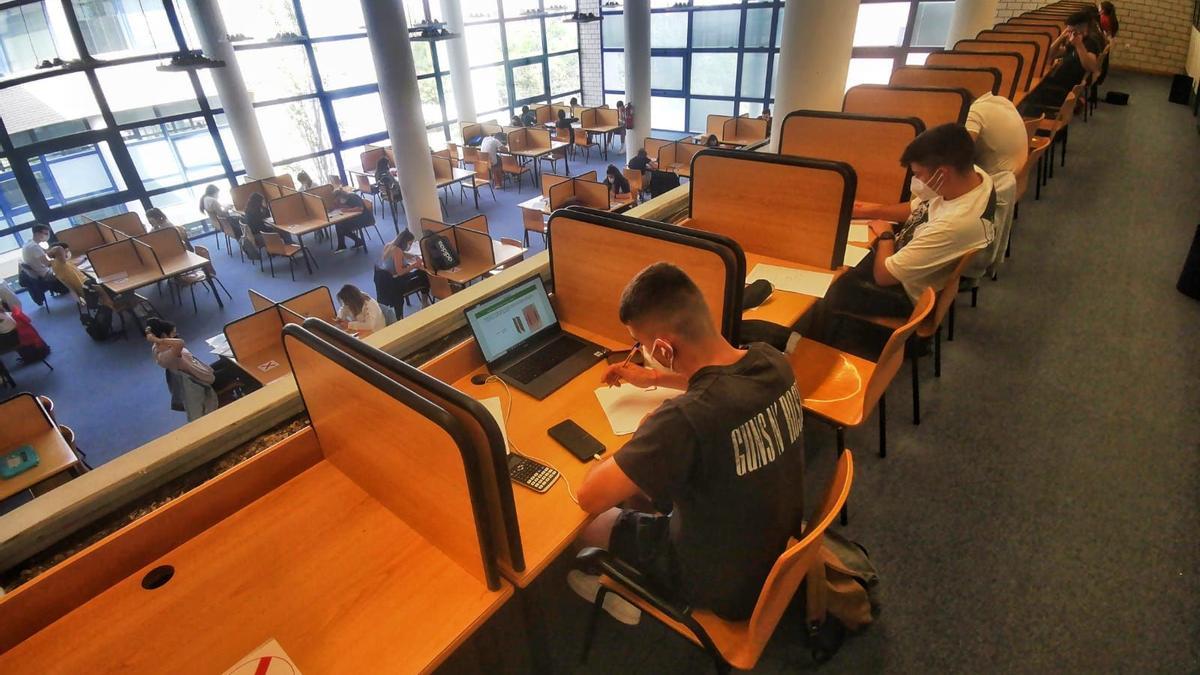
[0,394,79,501]
[433,238,526,286]
[740,251,839,327]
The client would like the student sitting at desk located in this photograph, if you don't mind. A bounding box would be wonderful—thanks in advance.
[199,184,226,220]
[555,109,575,142]
[627,148,655,173]
[614,101,627,150]
[604,164,631,197]
[242,192,294,246]
[46,246,89,299]
[520,105,537,127]
[704,134,719,148]
[296,170,315,192]
[336,284,386,332]
[330,177,370,252]
[379,231,430,308]
[571,262,807,624]
[816,124,994,351]
[147,208,194,251]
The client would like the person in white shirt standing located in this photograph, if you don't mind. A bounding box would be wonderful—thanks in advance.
[965,92,1028,278]
[814,124,994,353]
[479,132,505,187]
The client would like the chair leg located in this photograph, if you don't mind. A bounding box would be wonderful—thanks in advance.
[267,255,276,278]
[934,327,942,378]
[189,285,198,314]
[1061,125,1068,167]
[288,257,296,282]
[878,393,887,459]
[911,352,921,425]
[948,301,956,341]
[580,587,606,663]
[214,277,233,300]
[971,286,978,307]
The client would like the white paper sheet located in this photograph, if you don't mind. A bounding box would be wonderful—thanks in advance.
[747,264,835,298]
[205,333,233,358]
[848,223,870,243]
[594,384,681,436]
[479,397,510,452]
[843,245,870,267]
[222,638,303,675]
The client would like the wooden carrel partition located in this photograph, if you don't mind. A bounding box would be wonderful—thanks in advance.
[842,84,973,130]
[86,238,161,282]
[925,51,1023,100]
[279,286,336,324]
[954,39,1039,90]
[976,30,1051,78]
[97,212,147,238]
[889,65,1000,98]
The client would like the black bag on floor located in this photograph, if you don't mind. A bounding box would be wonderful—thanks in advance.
[1168,75,1193,105]
[86,305,114,341]
[1178,224,1200,301]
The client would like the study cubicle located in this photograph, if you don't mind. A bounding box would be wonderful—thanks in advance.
[85,228,214,300]
[975,31,1051,79]
[56,220,122,254]
[578,107,621,157]
[224,286,337,384]
[924,52,1023,102]
[889,65,1001,98]
[95,212,148,238]
[505,127,566,180]
[230,178,292,212]
[0,324,513,673]
[990,22,1059,42]
[268,190,335,254]
[646,137,706,177]
[0,393,81,502]
[547,173,616,211]
[681,149,856,328]
[842,84,973,131]
[719,115,770,146]
[419,215,524,287]
[954,39,1040,91]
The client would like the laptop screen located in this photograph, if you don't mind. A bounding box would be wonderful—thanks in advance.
[465,276,559,363]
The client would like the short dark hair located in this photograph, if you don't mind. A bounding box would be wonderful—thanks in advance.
[899,123,975,174]
[618,262,713,339]
[146,317,175,338]
[1066,9,1091,26]
[32,224,50,236]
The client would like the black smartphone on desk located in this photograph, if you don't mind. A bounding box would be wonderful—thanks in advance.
[548,419,605,462]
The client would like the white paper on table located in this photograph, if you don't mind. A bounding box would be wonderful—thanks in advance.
[848,223,870,243]
[594,384,681,436]
[843,245,870,267]
[747,264,835,298]
[222,638,303,675]
[479,397,510,452]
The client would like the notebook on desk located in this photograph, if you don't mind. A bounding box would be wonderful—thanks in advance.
[464,276,607,400]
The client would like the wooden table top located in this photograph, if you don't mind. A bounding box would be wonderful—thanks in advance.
[740,251,835,327]
[518,195,635,216]
[437,326,635,587]
[159,252,210,278]
[0,458,512,674]
[235,343,291,385]
[273,218,331,237]
[510,141,569,159]
[0,427,78,501]
[100,268,166,296]
[434,241,528,285]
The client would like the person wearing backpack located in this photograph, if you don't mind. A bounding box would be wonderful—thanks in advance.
[145,317,223,421]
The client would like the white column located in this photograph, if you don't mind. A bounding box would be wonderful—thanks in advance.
[185,0,273,178]
[361,0,442,236]
[623,0,651,156]
[438,0,476,126]
[769,0,860,151]
[945,0,1000,48]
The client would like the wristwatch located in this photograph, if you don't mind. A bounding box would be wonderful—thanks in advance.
[876,231,895,242]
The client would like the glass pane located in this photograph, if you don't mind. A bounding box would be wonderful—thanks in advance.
[650,13,687,48]
[601,13,624,48]
[96,62,202,125]
[402,0,428,24]
[688,98,734,133]
[690,53,737,97]
[471,65,509,112]
[845,57,895,91]
[412,41,434,76]
[513,62,546,101]
[150,184,218,233]
[313,38,378,90]
[213,114,243,172]
[740,52,768,98]
[506,19,543,59]
[216,0,299,40]
[0,73,104,147]
[549,53,580,95]
[30,142,127,208]
[906,51,931,65]
[546,18,578,53]
[462,0,499,22]
[71,0,173,59]
[124,118,224,191]
[441,73,457,121]
[332,92,385,142]
[692,10,740,48]
[853,2,908,47]
[238,45,315,102]
[465,24,503,64]
[912,1,955,48]
[744,8,774,48]
[741,100,763,117]
[419,77,446,123]
[274,153,334,185]
[505,0,541,17]
[650,96,685,131]
[651,56,684,91]
[299,0,365,37]
[0,2,78,77]
[254,98,331,161]
[603,51,624,91]
[0,158,35,231]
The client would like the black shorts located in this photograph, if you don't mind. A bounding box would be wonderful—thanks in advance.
[609,510,679,599]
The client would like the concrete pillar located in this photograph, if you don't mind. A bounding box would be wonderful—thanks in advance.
[438,0,476,126]
[623,0,651,155]
[361,0,442,236]
[945,0,1000,48]
[185,0,273,178]
[769,0,860,151]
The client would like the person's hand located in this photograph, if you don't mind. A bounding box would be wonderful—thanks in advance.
[853,200,878,218]
[601,362,658,388]
[868,219,894,238]
[144,329,158,344]
[1068,30,1084,48]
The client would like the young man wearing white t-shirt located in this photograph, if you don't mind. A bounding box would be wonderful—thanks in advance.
[814,124,994,353]
[966,92,1027,277]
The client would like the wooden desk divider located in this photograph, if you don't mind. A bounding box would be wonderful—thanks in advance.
[578,107,598,128]
[230,180,262,212]
[224,305,289,382]
[278,286,337,324]
[533,104,554,124]
[525,128,551,151]
[925,51,1023,101]
[581,107,619,130]
[541,172,572,199]
[86,238,162,285]
[136,228,191,273]
[706,114,734,139]
[457,213,490,236]
[842,84,973,130]
[976,30,1051,78]
[269,191,328,228]
[432,155,456,181]
[574,180,610,210]
[360,146,388,172]
[56,221,113,253]
[1007,17,1065,32]
[688,149,856,271]
[305,183,337,210]
[460,120,502,145]
[889,65,1001,98]
[990,22,1059,42]
[97,211,148,238]
[506,127,530,152]
[262,174,295,191]
[575,170,598,182]
[420,221,496,279]
[720,116,769,144]
[248,288,275,311]
[954,39,1039,90]
[548,178,578,210]
[281,324,503,589]
[549,206,744,344]
[299,319,524,577]
[643,136,674,161]
[779,110,922,205]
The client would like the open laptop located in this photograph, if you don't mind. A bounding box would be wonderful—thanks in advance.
[464,276,607,400]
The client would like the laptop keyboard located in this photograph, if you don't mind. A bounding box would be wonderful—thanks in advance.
[507,335,585,384]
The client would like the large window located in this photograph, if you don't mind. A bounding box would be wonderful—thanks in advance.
[601,0,955,132]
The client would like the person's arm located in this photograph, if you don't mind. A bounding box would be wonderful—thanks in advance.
[854,200,913,222]
[1071,33,1101,76]
[579,407,693,514]
[576,457,642,514]
[146,334,186,360]
[868,220,901,286]
[348,301,381,331]
[601,361,689,390]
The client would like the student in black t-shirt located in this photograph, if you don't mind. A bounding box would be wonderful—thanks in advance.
[1018,10,1103,116]
[555,109,575,143]
[627,148,655,173]
[571,262,806,624]
[604,164,630,196]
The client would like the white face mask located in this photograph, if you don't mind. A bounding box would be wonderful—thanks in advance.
[640,339,674,373]
[910,169,944,202]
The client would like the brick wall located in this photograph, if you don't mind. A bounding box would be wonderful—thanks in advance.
[995,1,1196,74]
[578,0,605,106]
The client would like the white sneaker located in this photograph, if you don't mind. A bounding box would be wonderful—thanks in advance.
[567,569,642,626]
